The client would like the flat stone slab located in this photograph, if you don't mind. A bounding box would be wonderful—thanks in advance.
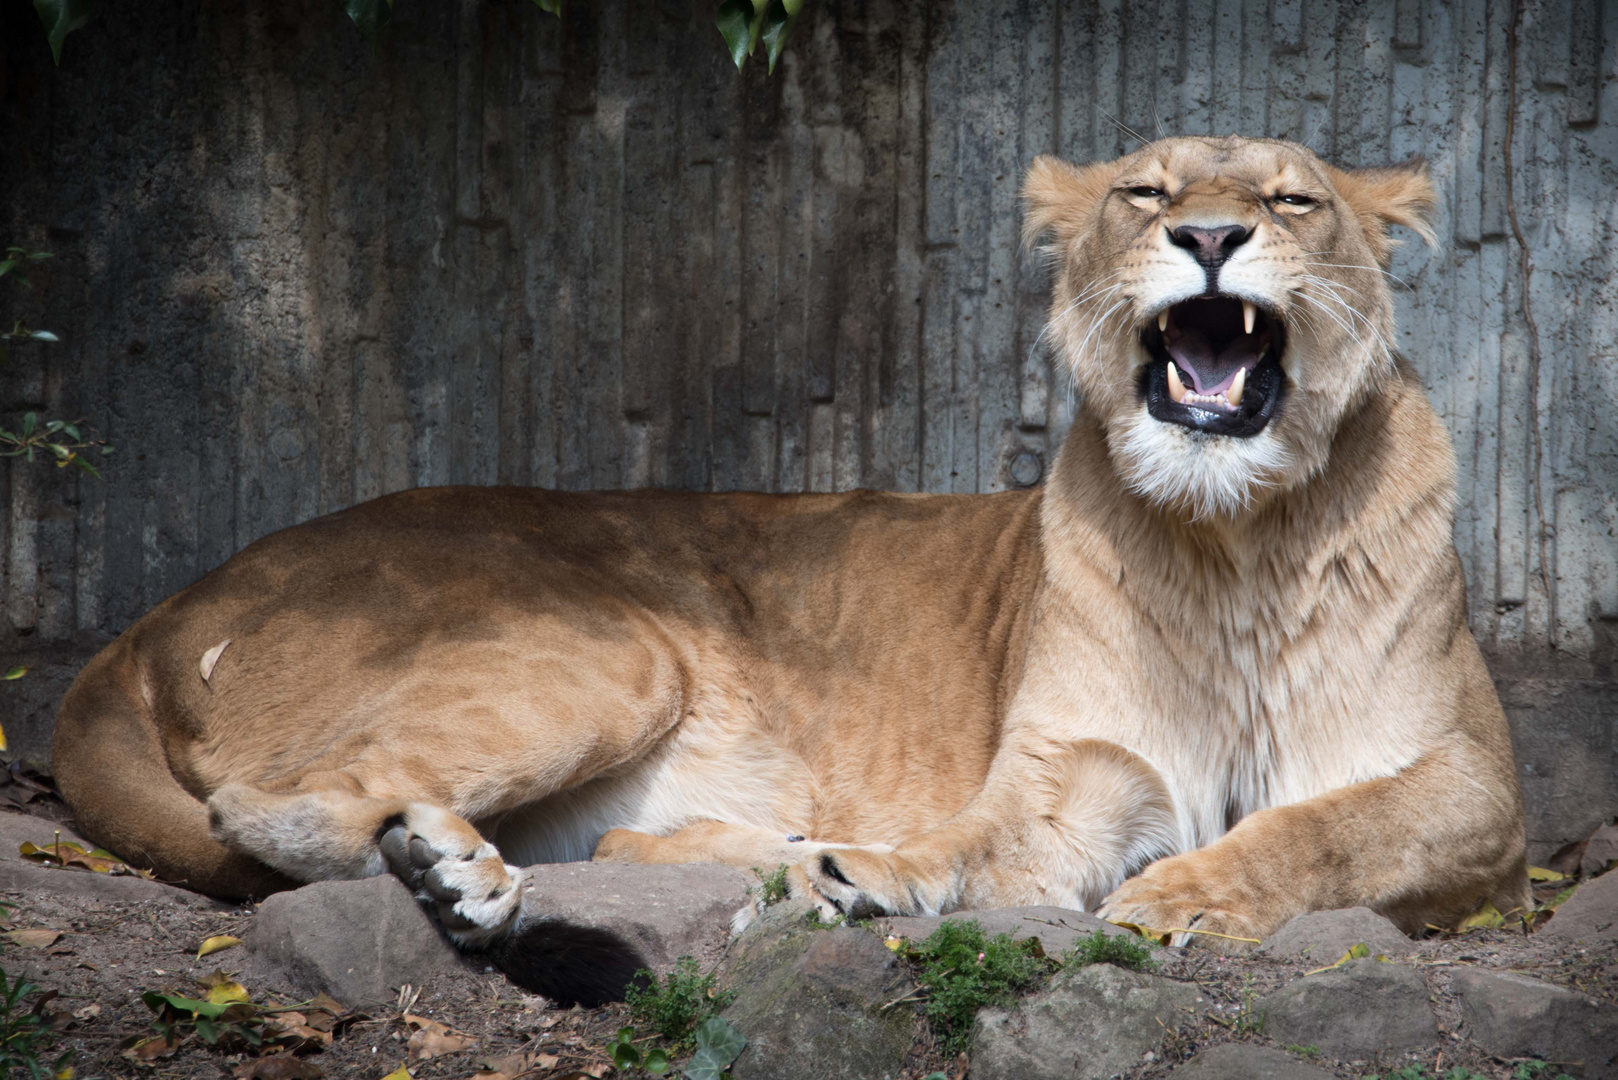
[1540,869,1618,945]
[244,875,468,1007]
[0,810,225,908]
[970,963,1205,1080]
[721,900,914,1080]
[1256,906,1414,964]
[515,860,752,971]
[1173,1043,1337,1080]
[1452,968,1618,1079]
[1256,958,1437,1059]
[876,905,1133,956]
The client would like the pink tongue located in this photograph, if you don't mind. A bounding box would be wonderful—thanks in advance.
[1164,328,1267,394]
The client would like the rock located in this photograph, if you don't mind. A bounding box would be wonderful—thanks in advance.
[1256,959,1437,1059]
[0,810,225,908]
[245,875,468,1006]
[969,963,1205,1080]
[514,861,752,972]
[1540,869,1618,945]
[1452,968,1618,1079]
[719,900,914,1080]
[876,905,1135,957]
[1256,907,1414,964]
[1173,1043,1337,1080]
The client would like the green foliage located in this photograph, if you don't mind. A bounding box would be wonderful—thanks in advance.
[30,0,89,66]
[606,1016,745,1080]
[1060,930,1157,974]
[715,0,804,73]
[626,957,736,1050]
[0,966,73,1080]
[1359,1066,1560,1080]
[1,246,113,477]
[752,864,789,906]
[340,0,395,45]
[1284,1044,1321,1058]
[605,1026,672,1075]
[681,1017,746,1080]
[139,990,267,1051]
[909,919,1048,1056]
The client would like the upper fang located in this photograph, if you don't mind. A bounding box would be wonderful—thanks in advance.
[1242,301,1257,335]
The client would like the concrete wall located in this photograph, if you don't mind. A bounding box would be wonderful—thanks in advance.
[0,0,1613,858]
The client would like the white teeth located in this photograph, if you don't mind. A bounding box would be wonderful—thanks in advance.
[1227,366,1247,408]
[1166,362,1186,404]
[1242,301,1257,335]
[1158,310,1169,333]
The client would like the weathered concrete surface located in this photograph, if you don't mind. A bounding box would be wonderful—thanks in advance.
[1256,907,1415,965]
[1256,959,1438,1059]
[876,905,1134,956]
[1452,968,1618,1080]
[244,876,469,1006]
[719,900,914,1080]
[1,0,1614,855]
[969,964,1205,1080]
[1173,1043,1337,1080]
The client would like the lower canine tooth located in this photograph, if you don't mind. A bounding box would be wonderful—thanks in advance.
[1227,366,1247,407]
[1242,301,1257,335]
[1157,311,1169,333]
[1166,362,1187,403]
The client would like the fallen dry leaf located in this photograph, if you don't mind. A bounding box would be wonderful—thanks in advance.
[206,980,251,1006]
[122,1033,180,1061]
[403,1015,474,1061]
[232,1055,324,1080]
[474,1050,561,1079]
[19,839,152,878]
[6,928,61,948]
[379,1066,412,1080]
[72,1004,100,1022]
[198,934,243,958]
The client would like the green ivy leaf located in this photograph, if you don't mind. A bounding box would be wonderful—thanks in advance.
[759,0,799,74]
[21,413,36,437]
[692,1017,745,1068]
[644,1048,671,1075]
[2,667,27,681]
[715,0,757,70]
[340,0,395,46]
[609,1040,642,1070]
[531,0,563,13]
[32,0,92,66]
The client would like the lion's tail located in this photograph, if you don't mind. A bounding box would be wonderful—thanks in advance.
[51,638,287,899]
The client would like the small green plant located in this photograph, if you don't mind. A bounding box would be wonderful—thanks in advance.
[1362,1065,1546,1080]
[1060,929,1157,973]
[751,864,789,906]
[910,919,1049,1056]
[0,966,72,1080]
[607,1017,745,1080]
[626,957,736,1050]
[605,1026,672,1075]
[1285,1043,1321,1059]
[1207,974,1264,1037]
[1512,1062,1575,1080]
[136,989,269,1053]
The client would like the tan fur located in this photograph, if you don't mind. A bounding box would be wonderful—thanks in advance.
[52,136,1528,947]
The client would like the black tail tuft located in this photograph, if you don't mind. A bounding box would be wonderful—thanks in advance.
[487,920,651,1008]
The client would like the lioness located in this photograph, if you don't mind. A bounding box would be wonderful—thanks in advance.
[53,136,1529,995]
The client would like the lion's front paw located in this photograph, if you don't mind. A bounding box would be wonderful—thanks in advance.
[1097,856,1265,949]
[379,810,523,948]
[796,849,942,921]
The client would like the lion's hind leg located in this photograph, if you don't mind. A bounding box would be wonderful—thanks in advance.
[207,782,522,946]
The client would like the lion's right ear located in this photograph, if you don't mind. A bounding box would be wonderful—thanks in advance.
[1021,156,1117,251]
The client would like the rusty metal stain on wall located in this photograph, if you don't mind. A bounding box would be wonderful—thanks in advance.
[0,0,1614,681]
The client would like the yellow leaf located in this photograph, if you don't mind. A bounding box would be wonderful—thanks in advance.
[206,980,251,1005]
[1527,865,1568,882]
[1106,919,1173,946]
[1457,902,1506,931]
[0,722,7,753]
[381,1068,412,1080]
[198,935,243,958]
[55,1068,73,1080]
[884,935,903,951]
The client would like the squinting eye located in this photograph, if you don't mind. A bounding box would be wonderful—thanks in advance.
[1128,186,1166,200]
[1275,194,1316,207]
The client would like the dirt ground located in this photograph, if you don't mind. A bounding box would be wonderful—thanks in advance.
[0,792,1610,1080]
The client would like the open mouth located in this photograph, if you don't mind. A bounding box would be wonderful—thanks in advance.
[1139,297,1287,438]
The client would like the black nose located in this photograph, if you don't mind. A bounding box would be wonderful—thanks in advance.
[1168,224,1251,270]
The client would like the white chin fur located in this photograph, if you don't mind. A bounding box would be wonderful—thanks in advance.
[1111,407,1292,519]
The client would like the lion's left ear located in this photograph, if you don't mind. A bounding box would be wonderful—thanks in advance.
[1325,157,1440,267]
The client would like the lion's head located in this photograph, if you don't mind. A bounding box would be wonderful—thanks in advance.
[1024,136,1437,518]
